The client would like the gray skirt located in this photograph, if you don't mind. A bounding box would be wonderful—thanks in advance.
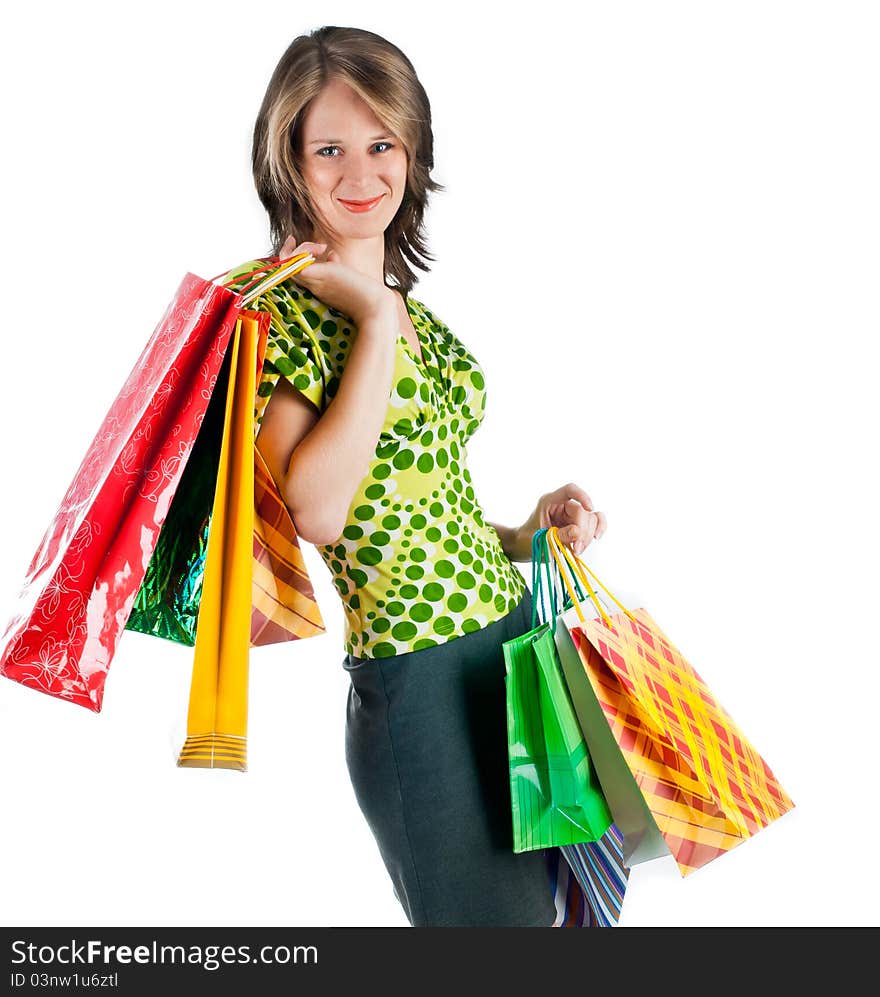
[342,585,558,927]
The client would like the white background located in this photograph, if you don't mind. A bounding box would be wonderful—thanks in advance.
[1,0,877,929]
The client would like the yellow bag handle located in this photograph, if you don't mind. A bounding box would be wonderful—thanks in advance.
[238,253,316,306]
[545,526,638,629]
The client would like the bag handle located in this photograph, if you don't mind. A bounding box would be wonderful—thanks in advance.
[531,525,605,629]
[531,527,589,625]
[546,526,638,629]
[208,252,317,306]
[208,257,278,288]
[531,527,558,628]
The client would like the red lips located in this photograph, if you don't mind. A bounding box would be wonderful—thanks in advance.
[339,195,384,212]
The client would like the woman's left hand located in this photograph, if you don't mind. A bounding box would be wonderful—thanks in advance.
[519,482,607,557]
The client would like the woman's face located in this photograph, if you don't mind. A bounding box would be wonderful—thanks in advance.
[297,77,409,245]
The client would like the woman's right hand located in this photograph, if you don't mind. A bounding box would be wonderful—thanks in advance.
[278,238,396,327]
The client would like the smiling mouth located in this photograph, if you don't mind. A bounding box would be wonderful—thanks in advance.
[338,195,384,211]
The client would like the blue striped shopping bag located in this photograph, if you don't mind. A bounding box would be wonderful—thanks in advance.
[546,823,630,927]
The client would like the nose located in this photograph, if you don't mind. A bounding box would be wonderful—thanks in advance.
[337,149,384,190]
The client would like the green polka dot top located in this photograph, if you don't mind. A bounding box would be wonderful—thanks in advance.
[221,258,527,659]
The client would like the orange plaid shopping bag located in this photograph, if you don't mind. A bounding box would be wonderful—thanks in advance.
[546,526,795,876]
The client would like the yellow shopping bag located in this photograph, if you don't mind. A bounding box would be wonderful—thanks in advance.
[176,311,260,771]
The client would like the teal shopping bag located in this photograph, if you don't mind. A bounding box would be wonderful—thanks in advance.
[502,529,612,852]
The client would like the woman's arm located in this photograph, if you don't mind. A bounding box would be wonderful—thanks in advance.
[486,521,531,563]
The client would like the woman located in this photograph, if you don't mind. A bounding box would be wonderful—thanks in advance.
[222,25,607,927]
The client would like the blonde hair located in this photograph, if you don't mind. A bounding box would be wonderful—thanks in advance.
[252,25,445,298]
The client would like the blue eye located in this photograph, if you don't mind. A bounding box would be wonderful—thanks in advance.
[317,141,395,157]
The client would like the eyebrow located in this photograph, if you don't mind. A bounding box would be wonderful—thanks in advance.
[307,134,394,146]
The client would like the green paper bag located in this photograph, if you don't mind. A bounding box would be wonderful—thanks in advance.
[502,530,613,853]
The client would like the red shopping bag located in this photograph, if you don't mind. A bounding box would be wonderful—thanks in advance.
[0,256,321,715]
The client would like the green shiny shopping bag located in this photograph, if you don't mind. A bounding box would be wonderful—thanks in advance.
[502,529,613,853]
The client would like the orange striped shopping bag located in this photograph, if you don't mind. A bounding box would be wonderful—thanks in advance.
[546,527,795,877]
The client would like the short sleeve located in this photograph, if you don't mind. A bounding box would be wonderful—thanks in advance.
[217,259,329,430]
[258,309,325,415]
